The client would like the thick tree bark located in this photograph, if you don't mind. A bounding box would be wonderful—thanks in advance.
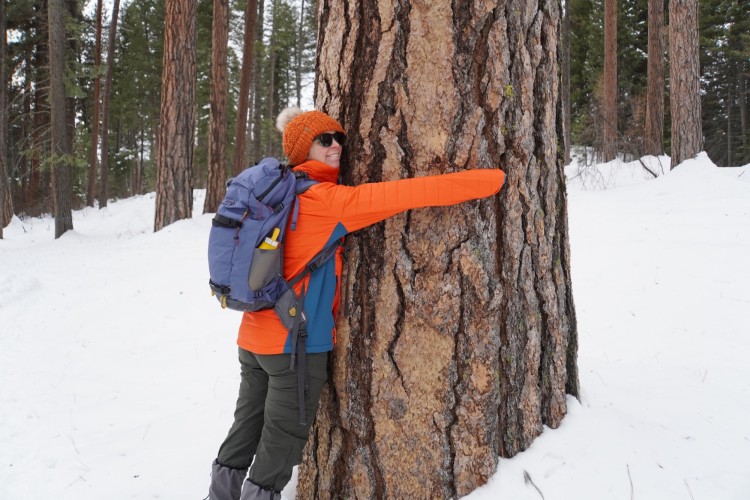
[203,0,230,214]
[48,0,73,237]
[154,0,197,231]
[644,0,665,156]
[669,0,702,168]
[603,0,617,161]
[99,0,120,209]
[298,1,579,498]
[231,0,258,176]
[87,0,103,207]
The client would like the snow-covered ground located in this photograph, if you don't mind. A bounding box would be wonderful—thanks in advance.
[1,153,749,499]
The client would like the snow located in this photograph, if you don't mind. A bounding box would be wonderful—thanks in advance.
[2,153,749,499]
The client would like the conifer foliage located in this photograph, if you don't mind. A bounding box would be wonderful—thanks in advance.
[568,0,748,167]
[1,0,318,227]
[0,0,746,226]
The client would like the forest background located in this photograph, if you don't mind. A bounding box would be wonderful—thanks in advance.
[0,0,748,222]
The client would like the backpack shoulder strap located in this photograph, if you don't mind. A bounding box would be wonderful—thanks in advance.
[293,170,317,195]
[288,239,342,288]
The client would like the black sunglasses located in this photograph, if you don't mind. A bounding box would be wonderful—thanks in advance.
[314,132,346,147]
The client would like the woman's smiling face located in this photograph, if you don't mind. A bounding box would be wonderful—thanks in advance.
[307,131,344,168]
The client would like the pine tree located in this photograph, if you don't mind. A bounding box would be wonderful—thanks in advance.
[699,0,749,166]
[86,0,102,206]
[48,0,74,237]
[0,0,11,234]
[644,0,664,156]
[112,0,165,195]
[99,0,121,209]
[154,0,197,231]
[203,0,230,214]
[669,0,702,167]
[603,0,617,160]
[231,0,258,176]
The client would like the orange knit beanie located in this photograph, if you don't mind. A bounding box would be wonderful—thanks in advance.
[276,107,345,166]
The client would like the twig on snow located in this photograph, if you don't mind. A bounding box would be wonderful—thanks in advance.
[627,464,634,500]
[523,470,545,499]
[684,478,696,500]
[638,158,658,179]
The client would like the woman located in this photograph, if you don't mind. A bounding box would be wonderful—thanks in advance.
[208,108,505,500]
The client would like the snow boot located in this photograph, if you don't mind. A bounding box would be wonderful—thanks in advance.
[239,479,281,500]
[207,459,247,500]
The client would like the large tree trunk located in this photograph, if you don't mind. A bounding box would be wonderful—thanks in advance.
[603,0,617,161]
[154,0,197,231]
[231,0,258,176]
[99,0,121,209]
[669,0,702,168]
[203,0,230,214]
[644,0,665,156]
[48,0,73,237]
[87,0,103,207]
[298,1,579,498]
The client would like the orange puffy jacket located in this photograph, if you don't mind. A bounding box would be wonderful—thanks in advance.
[237,160,506,354]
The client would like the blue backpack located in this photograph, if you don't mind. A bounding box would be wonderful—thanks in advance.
[207,157,338,323]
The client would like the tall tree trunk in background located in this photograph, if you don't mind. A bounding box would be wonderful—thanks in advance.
[231,0,258,176]
[135,127,144,194]
[645,0,665,156]
[203,0,230,214]
[154,0,197,231]
[603,0,617,161]
[28,0,49,214]
[298,1,579,498]
[741,75,748,163]
[265,0,278,156]
[48,0,73,237]
[250,0,265,164]
[0,0,11,234]
[87,0,103,207]
[727,85,733,165]
[669,0,702,167]
[562,0,571,164]
[99,0,121,209]
[65,0,78,162]
[294,0,306,108]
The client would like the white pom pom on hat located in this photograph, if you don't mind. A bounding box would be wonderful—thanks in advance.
[276,107,304,133]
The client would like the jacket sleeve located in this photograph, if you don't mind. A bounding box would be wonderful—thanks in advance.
[317,168,505,234]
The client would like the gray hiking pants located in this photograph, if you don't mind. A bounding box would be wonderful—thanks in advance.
[215,348,328,493]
